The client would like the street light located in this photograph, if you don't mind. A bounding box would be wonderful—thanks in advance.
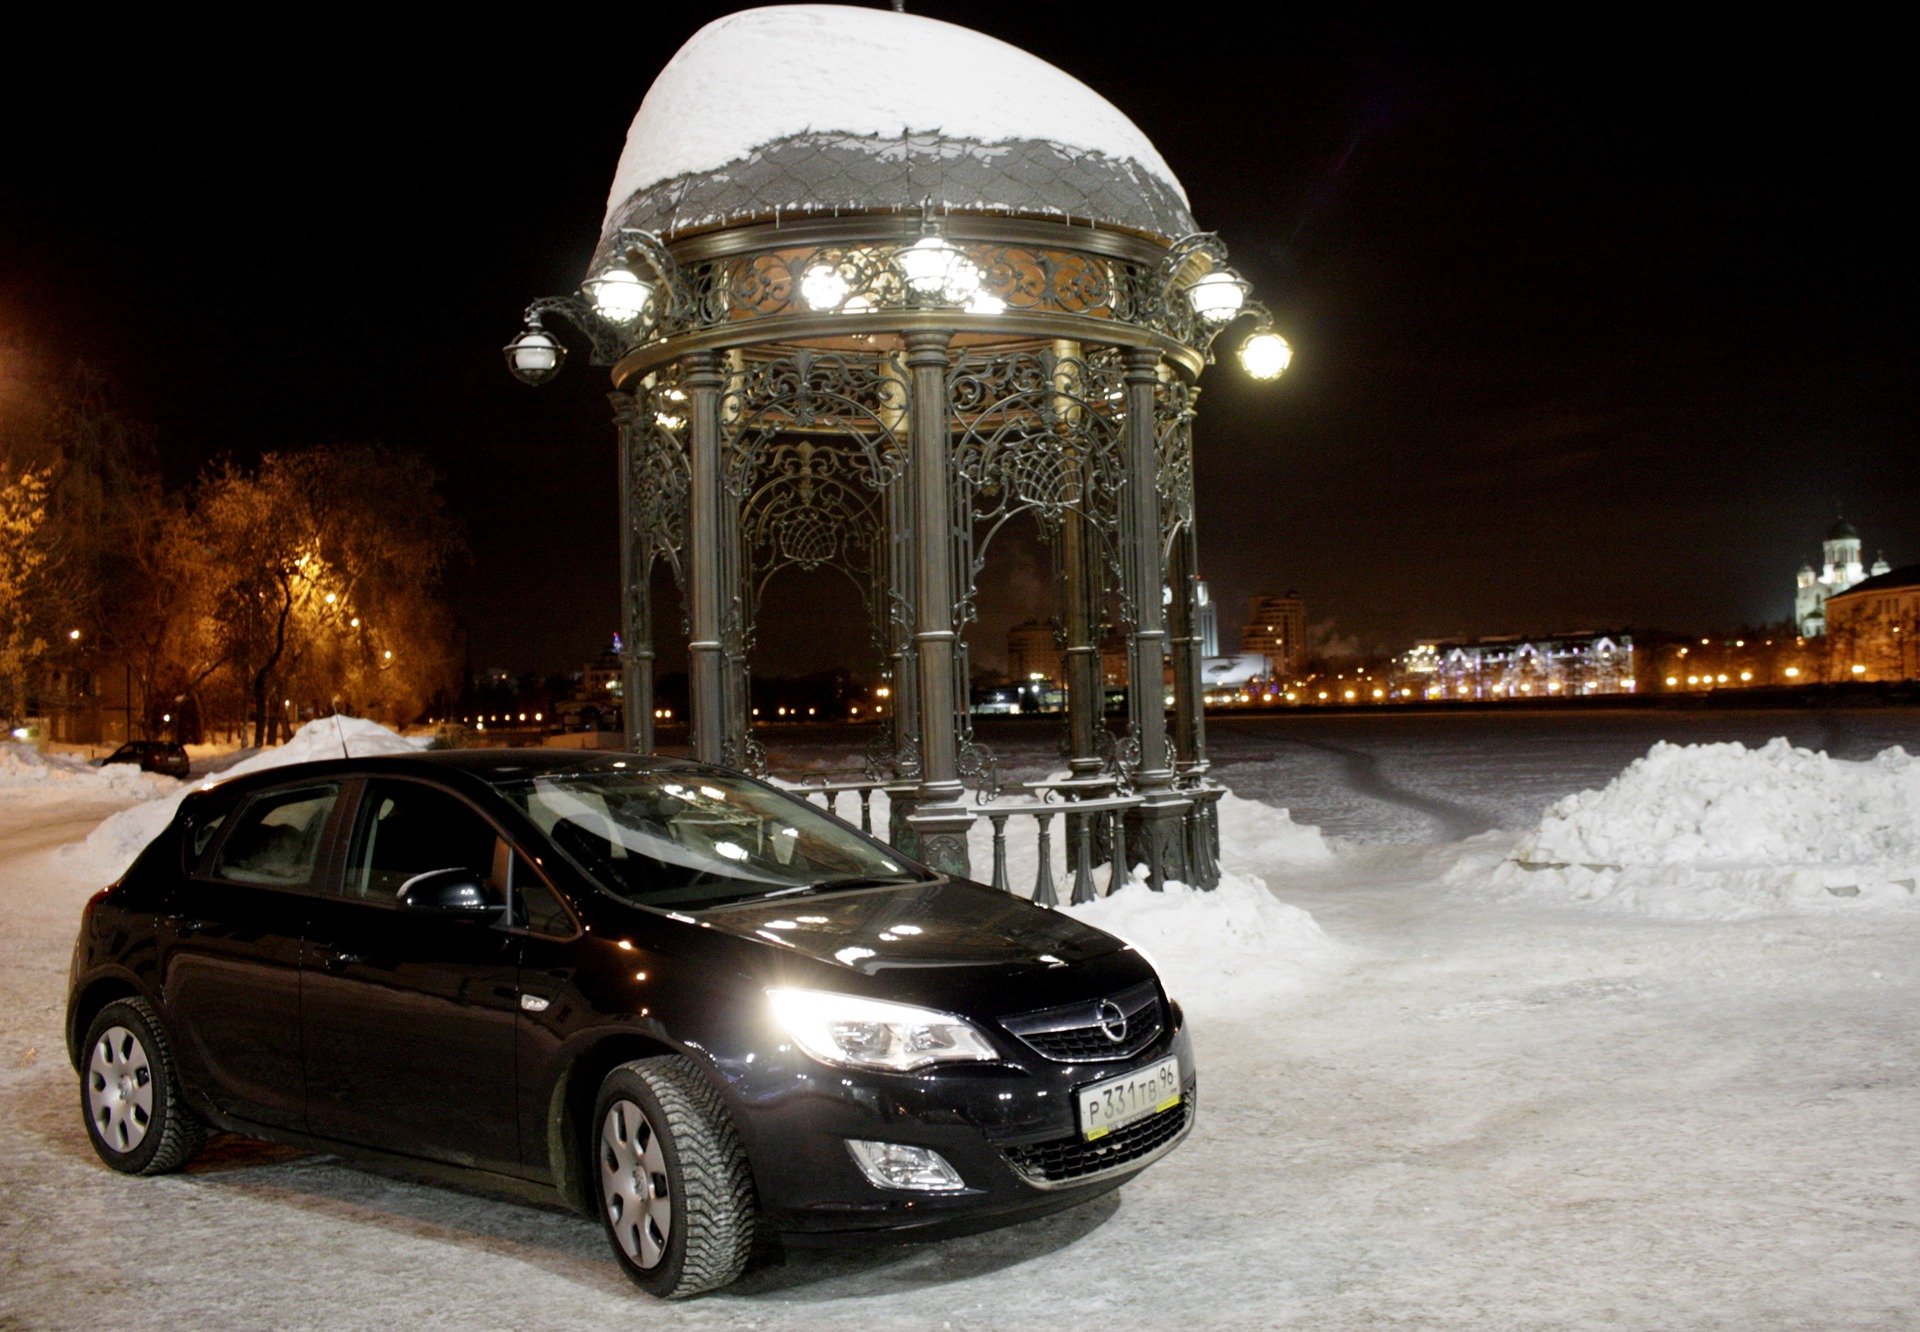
[800,263,850,310]
[503,318,566,385]
[583,255,654,323]
[899,233,979,302]
[1182,269,1247,324]
[1238,330,1292,380]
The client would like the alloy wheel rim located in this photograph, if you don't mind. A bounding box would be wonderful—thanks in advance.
[88,1025,154,1154]
[600,1098,671,1268]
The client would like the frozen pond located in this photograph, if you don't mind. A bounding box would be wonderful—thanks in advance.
[759,704,1920,843]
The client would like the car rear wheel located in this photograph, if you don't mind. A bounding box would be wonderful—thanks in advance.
[592,1056,755,1298]
[81,997,204,1175]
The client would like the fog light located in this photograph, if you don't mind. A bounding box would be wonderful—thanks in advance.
[846,1140,965,1192]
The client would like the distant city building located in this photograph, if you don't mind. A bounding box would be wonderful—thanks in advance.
[1401,632,1637,700]
[1795,517,1890,636]
[1241,592,1306,678]
[1005,619,1059,685]
[1824,563,1920,682]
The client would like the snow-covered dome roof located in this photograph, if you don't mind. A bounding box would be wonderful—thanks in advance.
[601,5,1197,245]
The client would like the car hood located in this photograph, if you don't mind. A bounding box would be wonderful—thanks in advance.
[695,878,1124,976]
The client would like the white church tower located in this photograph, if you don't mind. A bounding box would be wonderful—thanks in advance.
[1796,516,1888,635]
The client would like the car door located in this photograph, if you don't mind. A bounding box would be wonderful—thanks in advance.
[300,776,523,1171]
[161,779,347,1131]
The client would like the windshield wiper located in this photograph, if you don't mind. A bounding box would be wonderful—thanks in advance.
[809,874,929,891]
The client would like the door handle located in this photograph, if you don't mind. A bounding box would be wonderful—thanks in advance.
[166,917,209,937]
[320,950,366,974]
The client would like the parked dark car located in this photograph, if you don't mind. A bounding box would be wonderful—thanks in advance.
[67,750,1194,1297]
[92,740,190,779]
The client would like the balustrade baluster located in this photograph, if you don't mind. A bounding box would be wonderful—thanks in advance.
[1109,808,1130,895]
[1070,810,1097,905]
[1032,811,1058,907]
[858,790,874,835]
[988,813,1011,894]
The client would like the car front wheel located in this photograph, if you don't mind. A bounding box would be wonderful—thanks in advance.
[81,997,205,1175]
[592,1056,755,1298]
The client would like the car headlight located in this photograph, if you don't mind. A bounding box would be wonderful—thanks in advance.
[767,988,999,1072]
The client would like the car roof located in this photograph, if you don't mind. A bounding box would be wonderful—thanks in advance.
[186,747,716,801]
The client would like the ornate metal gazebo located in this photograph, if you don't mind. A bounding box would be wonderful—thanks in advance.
[507,5,1288,887]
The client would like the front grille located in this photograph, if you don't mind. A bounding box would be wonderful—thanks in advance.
[1001,981,1164,1063]
[1003,1092,1193,1186]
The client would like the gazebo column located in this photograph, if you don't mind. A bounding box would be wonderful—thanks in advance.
[683,351,727,766]
[612,390,654,755]
[1121,347,1189,888]
[883,453,922,849]
[1062,505,1104,777]
[1168,521,1208,779]
[903,330,972,876]
[1055,342,1104,780]
[719,352,752,770]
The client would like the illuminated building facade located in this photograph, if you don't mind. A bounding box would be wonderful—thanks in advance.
[1402,632,1637,700]
[1824,564,1920,682]
[1795,517,1890,636]
[1241,592,1306,677]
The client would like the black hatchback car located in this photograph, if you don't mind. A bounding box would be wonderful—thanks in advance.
[67,750,1194,1297]
[92,740,190,779]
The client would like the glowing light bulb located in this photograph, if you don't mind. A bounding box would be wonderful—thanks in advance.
[800,263,850,310]
[584,263,653,322]
[1185,271,1245,323]
[1239,331,1292,379]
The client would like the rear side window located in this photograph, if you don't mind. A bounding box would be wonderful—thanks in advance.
[187,804,235,863]
[209,784,341,888]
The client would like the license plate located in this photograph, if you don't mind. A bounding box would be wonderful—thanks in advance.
[1076,1055,1181,1141]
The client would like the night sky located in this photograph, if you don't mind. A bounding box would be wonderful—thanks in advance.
[4,5,1913,678]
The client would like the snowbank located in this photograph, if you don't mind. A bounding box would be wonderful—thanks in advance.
[1216,790,1338,872]
[1495,739,1920,918]
[60,718,428,884]
[797,783,1342,1007]
[1062,872,1343,1012]
[0,743,178,800]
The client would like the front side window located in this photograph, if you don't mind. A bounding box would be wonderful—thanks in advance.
[344,780,501,903]
[209,783,341,888]
[491,771,926,910]
[510,850,575,936]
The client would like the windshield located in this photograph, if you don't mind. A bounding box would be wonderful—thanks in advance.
[490,770,928,909]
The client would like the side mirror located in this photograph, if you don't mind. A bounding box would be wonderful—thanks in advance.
[397,867,499,918]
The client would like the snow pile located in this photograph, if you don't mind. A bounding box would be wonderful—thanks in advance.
[813,784,1342,1007]
[0,743,176,799]
[61,718,427,884]
[1495,739,1920,918]
[1063,872,1343,1012]
[607,5,1184,219]
[1215,790,1338,871]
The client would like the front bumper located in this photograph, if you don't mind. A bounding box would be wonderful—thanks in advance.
[727,1010,1197,1239]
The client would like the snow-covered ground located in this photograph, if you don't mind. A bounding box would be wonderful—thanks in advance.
[3,708,1918,1326]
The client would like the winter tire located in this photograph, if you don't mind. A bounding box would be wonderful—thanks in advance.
[592,1055,755,1298]
[81,997,205,1175]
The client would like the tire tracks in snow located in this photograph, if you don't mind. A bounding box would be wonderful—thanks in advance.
[1210,722,1497,841]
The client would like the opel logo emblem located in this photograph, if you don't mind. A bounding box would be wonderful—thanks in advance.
[1095,1000,1128,1043]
